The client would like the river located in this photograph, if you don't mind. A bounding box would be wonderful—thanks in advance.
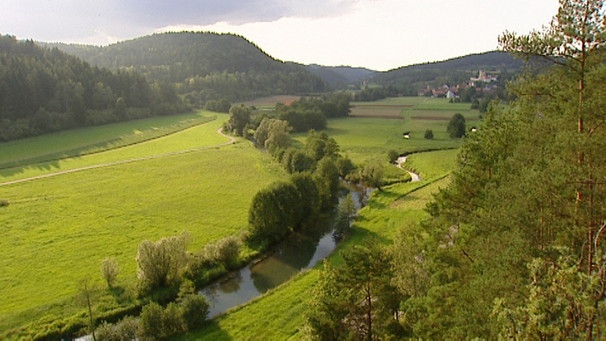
[200,184,370,318]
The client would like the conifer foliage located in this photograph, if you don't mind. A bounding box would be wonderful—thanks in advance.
[0,35,186,141]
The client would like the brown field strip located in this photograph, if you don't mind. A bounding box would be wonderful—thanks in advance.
[352,104,414,109]
[410,116,451,120]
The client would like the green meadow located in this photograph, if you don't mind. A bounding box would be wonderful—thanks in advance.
[1,97,468,338]
[0,112,216,168]
[0,112,287,334]
[318,97,477,164]
[0,113,230,183]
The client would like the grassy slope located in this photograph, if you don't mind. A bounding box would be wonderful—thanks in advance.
[0,114,287,333]
[0,112,213,167]
[0,112,227,183]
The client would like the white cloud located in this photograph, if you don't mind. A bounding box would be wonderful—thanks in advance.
[158,0,558,70]
[2,0,560,70]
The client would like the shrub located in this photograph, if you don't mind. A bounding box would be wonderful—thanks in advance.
[114,316,139,339]
[94,316,139,341]
[336,156,356,179]
[101,257,120,288]
[180,294,209,331]
[0,199,9,207]
[162,302,185,336]
[424,129,434,140]
[140,302,164,338]
[387,150,399,163]
[95,321,119,341]
[136,232,191,292]
[203,236,241,268]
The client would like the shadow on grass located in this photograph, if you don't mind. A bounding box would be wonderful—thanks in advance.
[174,319,233,341]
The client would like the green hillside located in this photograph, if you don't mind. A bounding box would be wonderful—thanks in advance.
[373,50,523,88]
[0,35,187,141]
[50,32,327,103]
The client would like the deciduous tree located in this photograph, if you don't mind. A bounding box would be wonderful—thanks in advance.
[446,113,466,138]
[136,232,191,291]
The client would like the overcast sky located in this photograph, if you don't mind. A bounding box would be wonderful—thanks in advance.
[2,0,559,71]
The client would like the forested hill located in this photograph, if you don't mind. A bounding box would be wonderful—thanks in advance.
[49,32,327,104]
[0,35,186,141]
[373,51,524,88]
[305,64,378,88]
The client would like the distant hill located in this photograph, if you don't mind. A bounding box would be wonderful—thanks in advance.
[0,35,185,141]
[48,32,327,103]
[372,51,523,88]
[305,65,378,88]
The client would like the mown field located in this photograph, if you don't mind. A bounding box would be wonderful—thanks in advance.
[1,97,469,338]
[0,112,287,335]
[0,112,215,168]
[314,97,477,164]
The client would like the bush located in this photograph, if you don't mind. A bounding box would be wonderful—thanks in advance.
[180,294,209,331]
[336,156,356,179]
[0,199,8,207]
[162,302,185,336]
[140,302,165,338]
[101,257,120,288]
[387,150,399,163]
[95,316,139,341]
[203,236,241,268]
[136,232,190,292]
[424,129,434,140]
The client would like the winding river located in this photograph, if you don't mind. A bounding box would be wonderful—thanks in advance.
[200,184,370,318]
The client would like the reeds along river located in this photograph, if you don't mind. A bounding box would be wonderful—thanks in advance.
[201,184,370,318]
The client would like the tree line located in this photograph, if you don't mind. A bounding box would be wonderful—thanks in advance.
[0,35,188,141]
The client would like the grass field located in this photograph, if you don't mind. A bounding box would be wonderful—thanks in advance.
[0,114,288,335]
[0,97,466,338]
[320,97,477,164]
[0,113,230,183]
[0,112,216,168]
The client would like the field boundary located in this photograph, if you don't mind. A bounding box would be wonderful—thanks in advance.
[0,115,217,170]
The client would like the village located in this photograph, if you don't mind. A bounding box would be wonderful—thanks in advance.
[419,70,501,100]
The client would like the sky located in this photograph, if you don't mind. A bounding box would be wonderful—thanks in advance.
[2,0,560,71]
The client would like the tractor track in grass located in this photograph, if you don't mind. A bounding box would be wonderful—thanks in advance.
[0,128,236,187]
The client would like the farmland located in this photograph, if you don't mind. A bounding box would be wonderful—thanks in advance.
[322,97,478,163]
[1,97,469,338]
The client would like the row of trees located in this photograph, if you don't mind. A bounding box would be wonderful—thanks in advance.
[273,93,350,132]
[311,1,606,339]
[248,129,346,243]
[224,93,351,137]
[94,280,208,340]
[0,35,188,141]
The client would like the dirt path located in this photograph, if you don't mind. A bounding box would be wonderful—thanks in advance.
[0,127,236,187]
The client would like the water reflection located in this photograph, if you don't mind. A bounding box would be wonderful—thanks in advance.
[202,184,368,318]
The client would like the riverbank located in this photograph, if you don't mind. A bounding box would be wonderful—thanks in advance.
[396,155,421,182]
[180,149,458,339]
